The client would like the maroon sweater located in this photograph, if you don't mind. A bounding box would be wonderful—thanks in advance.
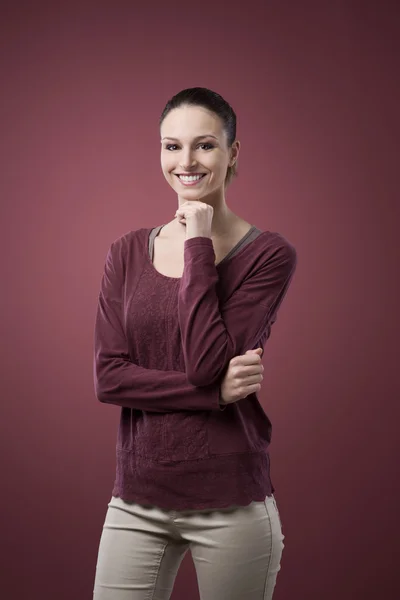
[93,224,297,511]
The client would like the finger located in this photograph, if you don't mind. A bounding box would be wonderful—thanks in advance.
[240,353,263,364]
[233,361,264,376]
[242,364,264,377]
[243,373,263,385]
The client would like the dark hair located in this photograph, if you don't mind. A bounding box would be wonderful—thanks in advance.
[159,87,238,187]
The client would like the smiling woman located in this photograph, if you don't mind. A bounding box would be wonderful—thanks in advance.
[159,88,239,198]
[92,87,297,600]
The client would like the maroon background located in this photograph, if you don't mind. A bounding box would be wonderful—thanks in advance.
[1,1,399,599]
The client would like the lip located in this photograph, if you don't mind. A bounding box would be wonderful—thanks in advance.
[175,173,206,186]
[174,173,206,176]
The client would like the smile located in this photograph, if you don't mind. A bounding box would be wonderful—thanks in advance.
[175,174,206,186]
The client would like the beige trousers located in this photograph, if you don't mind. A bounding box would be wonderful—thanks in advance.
[93,493,285,600]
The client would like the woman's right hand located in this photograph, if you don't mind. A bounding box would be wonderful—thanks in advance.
[220,348,264,407]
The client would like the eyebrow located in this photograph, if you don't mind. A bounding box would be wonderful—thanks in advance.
[161,135,218,141]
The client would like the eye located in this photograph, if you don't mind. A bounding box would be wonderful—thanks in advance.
[164,142,215,151]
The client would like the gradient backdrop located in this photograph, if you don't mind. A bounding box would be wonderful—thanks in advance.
[1,1,399,599]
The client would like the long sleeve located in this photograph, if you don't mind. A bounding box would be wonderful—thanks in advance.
[179,236,297,387]
[93,240,224,413]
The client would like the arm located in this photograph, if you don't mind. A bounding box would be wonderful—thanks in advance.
[93,240,224,413]
[178,236,297,386]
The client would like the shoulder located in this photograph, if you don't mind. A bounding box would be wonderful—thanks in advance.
[106,226,154,255]
[100,227,155,275]
[253,229,298,270]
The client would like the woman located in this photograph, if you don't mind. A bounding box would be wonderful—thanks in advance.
[92,87,297,600]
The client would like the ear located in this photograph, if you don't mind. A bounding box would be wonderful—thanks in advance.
[229,140,240,166]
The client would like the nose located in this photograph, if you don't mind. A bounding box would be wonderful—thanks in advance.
[179,149,197,170]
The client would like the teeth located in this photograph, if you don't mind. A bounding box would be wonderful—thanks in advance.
[179,174,204,182]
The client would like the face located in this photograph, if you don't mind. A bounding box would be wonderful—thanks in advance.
[160,105,239,204]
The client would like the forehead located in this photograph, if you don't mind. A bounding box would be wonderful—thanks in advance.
[160,105,223,139]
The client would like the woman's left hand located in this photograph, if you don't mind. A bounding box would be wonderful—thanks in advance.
[175,200,213,239]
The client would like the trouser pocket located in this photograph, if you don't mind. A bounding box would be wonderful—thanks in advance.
[271,494,284,531]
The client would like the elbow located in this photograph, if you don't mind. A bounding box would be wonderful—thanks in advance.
[95,385,108,404]
[94,377,113,404]
[93,358,117,404]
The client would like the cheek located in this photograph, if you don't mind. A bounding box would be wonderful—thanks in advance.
[161,156,175,173]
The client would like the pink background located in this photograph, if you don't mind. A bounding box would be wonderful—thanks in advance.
[1,1,399,599]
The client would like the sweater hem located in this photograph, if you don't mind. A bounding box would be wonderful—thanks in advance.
[110,449,275,511]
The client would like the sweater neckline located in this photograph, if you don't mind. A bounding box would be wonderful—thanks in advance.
[146,224,258,281]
